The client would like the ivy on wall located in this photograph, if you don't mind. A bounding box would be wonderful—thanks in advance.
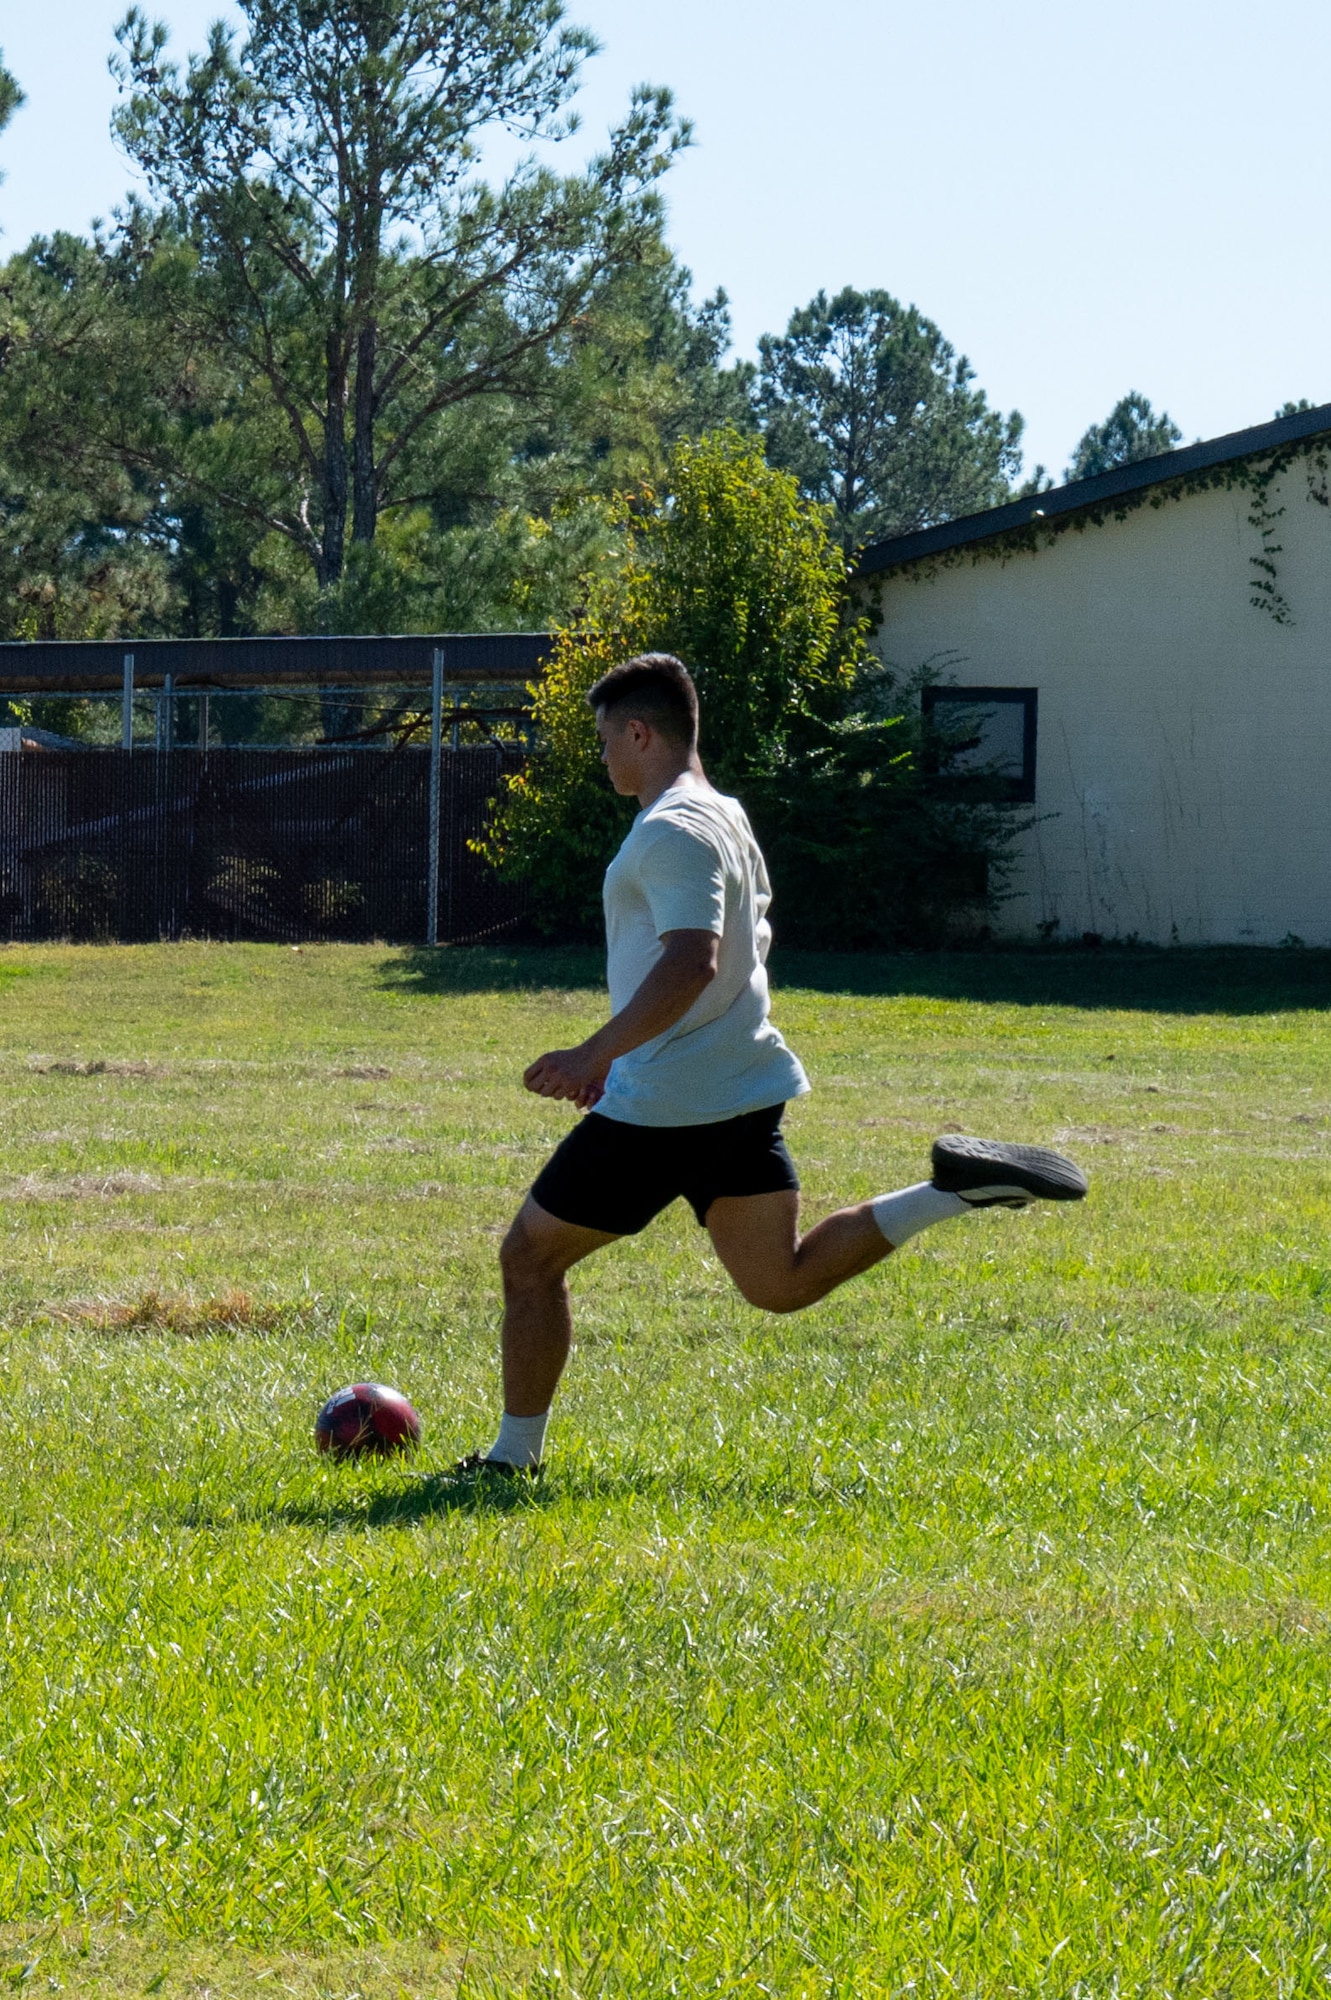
[870,433,1331,628]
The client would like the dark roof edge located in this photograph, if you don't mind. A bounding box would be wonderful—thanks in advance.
[855,400,1331,578]
[0,632,552,691]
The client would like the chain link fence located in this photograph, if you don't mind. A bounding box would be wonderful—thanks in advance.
[0,744,530,944]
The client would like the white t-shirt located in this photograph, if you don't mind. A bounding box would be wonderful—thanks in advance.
[594,781,809,1127]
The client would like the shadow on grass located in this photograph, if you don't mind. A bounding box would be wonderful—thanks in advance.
[183,1473,553,1530]
[379,944,602,996]
[187,1461,850,1532]
[773,946,1331,1014]
[274,1474,556,1527]
[380,942,1331,1016]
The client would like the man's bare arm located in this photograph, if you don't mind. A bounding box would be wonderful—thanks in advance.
[523,929,719,1108]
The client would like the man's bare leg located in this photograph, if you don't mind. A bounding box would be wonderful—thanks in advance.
[498,1195,619,1417]
[705,1190,892,1314]
[468,1143,1087,1468]
[707,1135,1092,1316]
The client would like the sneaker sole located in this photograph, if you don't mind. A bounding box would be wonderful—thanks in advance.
[448,1455,542,1481]
[931,1134,1088,1202]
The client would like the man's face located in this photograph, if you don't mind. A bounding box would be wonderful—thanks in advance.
[596,707,644,795]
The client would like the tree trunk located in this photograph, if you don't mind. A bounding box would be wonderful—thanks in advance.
[351,317,377,545]
[321,333,349,590]
[320,331,350,738]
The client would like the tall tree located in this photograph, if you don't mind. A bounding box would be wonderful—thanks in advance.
[755,286,1024,551]
[0,51,23,167]
[1067,392,1180,481]
[0,231,181,641]
[112,0,685,599]
[0,220,752,655]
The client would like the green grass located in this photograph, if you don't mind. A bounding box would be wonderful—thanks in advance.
[1,942,1330,1997]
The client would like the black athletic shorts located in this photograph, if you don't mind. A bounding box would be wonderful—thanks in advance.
[530,1102,800,1235]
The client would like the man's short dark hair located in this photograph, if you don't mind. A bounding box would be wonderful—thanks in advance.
[587,653,699,750]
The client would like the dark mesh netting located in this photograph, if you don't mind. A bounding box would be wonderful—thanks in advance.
[0,745,530,944]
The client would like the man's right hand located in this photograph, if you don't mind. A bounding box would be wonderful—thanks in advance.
[523,1042,610,1110]
[522,931,717,1113]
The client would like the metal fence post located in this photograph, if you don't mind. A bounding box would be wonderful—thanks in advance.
[427,646,443,947]
[447,692,462,939]
[122,654,134,750]
[158,672,175,754]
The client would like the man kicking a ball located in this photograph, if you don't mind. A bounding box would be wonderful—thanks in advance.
[457,653,1087,1477]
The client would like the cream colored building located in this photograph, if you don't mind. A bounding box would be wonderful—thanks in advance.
[857,402,1331,944]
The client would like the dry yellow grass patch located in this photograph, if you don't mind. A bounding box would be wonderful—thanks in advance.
[54,1287,284,1336]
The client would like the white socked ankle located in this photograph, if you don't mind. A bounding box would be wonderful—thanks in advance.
[486,1409,550,1469]
[871,1182,968,1249]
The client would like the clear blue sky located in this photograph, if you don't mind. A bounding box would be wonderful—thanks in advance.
[3,0,1328,479]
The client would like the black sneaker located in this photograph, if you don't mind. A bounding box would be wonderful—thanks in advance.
[448,1451,542,1480]
[931,1135,1088,1208]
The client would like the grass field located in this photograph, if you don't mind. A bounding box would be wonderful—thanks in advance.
[2,941,1331,1997]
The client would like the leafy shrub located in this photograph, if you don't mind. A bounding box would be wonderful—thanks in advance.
[749,661,1028,947]
[481,428,1023,944]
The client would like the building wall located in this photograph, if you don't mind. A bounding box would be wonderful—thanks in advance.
[865,466,1331,944]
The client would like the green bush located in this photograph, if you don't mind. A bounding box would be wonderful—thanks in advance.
[748,661,1027,947]
[481,428,1023,944]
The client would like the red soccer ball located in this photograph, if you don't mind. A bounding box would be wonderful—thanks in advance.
[315,1382,422,1460]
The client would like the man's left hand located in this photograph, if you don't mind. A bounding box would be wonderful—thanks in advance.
[523,1043,610,1109]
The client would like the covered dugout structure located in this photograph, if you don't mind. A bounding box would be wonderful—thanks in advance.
[0,634,549,944]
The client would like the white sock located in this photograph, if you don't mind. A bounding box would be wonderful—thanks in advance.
[486,1409,550,1469]
[871,1182,969,1249]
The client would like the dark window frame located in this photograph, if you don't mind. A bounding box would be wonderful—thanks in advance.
[921,684,1038,804]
